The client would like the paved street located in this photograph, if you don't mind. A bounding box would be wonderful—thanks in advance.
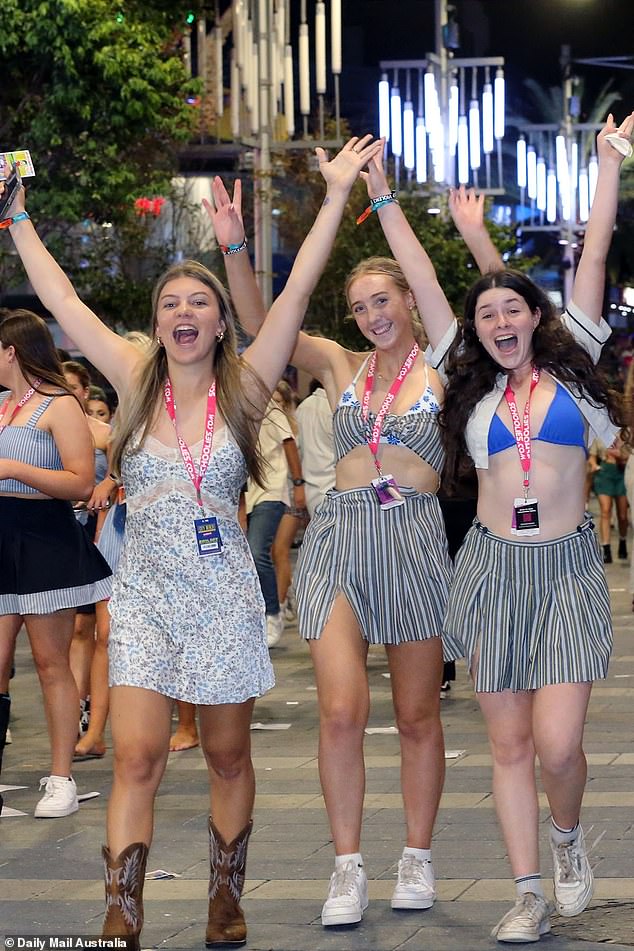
[1,553,633,951]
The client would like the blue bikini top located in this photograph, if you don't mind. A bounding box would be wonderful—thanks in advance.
[488,383,587,456]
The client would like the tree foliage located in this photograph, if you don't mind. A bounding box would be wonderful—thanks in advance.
[0,0,201,224]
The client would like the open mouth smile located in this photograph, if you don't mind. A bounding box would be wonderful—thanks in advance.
[494,334,518,353]
[173,324,199,345]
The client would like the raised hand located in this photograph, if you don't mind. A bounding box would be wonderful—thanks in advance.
[202,176,244,248]
[315,135,384,194]
[0,158,26,216]
[598,111,634,165]
[448,185,485,235]
[360,150,392,198]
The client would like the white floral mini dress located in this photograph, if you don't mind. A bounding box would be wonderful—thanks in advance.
[108,428,274,705]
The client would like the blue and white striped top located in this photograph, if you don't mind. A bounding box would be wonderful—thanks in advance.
[0,395,64,495]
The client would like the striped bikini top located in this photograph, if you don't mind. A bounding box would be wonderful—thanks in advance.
[333,355,444,472]
[0,396,64,495]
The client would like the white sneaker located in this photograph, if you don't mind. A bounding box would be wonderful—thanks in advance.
[391,853,435,909]
[5,727,11,744]
[550,826,594,917]
[34,775,79,818]
[321,859,369,926]
[491,892,552,943]
[266,612,284,648]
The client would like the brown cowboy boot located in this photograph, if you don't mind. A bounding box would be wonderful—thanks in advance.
[102,841,149,951]
[205,818,253,947]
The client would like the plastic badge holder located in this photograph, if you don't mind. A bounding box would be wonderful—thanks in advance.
[605,133,633,159]
[0,166,21,220]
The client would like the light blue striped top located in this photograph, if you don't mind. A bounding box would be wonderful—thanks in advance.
[0,395,64,495]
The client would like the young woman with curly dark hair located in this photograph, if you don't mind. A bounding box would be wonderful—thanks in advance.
[361,111,632,944]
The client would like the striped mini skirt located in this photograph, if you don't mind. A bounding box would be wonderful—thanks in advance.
[0,496,112,615]
[442,518,612,693]
[295,485,455,647]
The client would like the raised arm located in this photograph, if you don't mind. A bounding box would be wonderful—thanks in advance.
[1,170,143,393]
[202,177,266,337]
[572,112,634,323]
[242,135,384,394]
[448,186,504,274]
[359,152,456,350]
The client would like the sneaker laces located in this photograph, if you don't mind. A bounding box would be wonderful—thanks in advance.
[398,855,431,887]
[38,776,52,794]
[328,861,361,899]
[554,824,603,882]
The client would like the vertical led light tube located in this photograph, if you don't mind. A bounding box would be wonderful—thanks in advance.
[379,74,390,141]
[284,43,295,136]
[299,23,310,116]
[331,0,342,74]
[516,137,527,188]
[570,141,578,223]
[433,122,445,182]
[578,168,589,222]
[315,2,326,95]
[546,169,557,223]
[457,115,469,184]
[536,158,547,212]
[390,86,402,156]
[423,70,438,148]
[469,99,481,169]
[494,67,505,139]
[482,82,494,154]
[403,100,415,169]
[527,147,537,200]
[214,26,225,118]
[230,50,240,137]
[448,79,459,156]
[415,117,427,183]
[556,135,571,222]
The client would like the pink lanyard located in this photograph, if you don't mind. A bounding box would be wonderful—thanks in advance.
[0,379,42,434]
[163,378,217,509]
[503,366,540,496]
[360,343,419,475]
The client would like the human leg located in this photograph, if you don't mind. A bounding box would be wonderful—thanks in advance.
[272,512,301,605]
[478,690,539,877]
[533,682,594,916]
[478,689,554,942]
[69,608,96,704]
[102,687,171,946]
[169,700,199,752]
[597,494,613,560]
[309,595,370,925]
[74,600,109,759]
[198,699,255,947]
[24,610,79,780]
[246,501,286,616]
[616,493,628,559]
[387,637,444,910]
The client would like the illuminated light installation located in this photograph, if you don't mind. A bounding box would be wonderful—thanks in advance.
[379,56,505,190]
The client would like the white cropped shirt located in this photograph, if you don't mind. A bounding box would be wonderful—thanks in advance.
[425,300,620,470]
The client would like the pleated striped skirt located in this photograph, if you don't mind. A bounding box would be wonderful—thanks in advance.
[295,486,455,646]
[442,518,612,692]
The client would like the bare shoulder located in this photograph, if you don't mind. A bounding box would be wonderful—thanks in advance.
[87,415,111,449]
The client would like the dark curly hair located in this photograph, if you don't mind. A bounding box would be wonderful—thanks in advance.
[439,270,626,492]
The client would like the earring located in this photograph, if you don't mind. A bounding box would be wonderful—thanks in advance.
[216,330,225,341]
[156,336,163,346]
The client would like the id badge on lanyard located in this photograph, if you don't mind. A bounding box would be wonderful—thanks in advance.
[362,345,419,510]
[164,379,224,555]
[505,367,541,536]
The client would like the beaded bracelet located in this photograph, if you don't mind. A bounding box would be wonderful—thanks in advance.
[219,236,248,255]
[0,211,30,230]
[356,192,399,225]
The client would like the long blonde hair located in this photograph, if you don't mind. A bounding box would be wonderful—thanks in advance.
[344,256,427,348]
[110,261,268,484]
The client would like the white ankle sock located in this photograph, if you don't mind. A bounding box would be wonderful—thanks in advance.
[550,818,579,845]
[335,852,363,868]
[403,847,431,862]
[515,874,544,898]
